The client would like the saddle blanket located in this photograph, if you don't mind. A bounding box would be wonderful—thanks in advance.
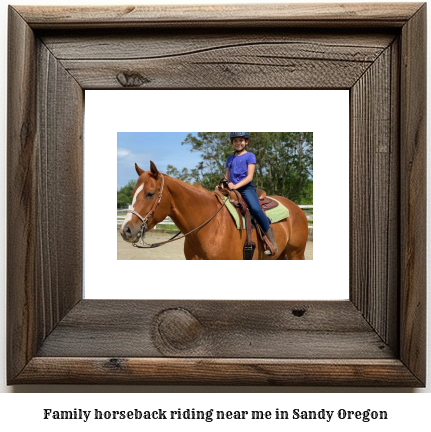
[225,197,290,230]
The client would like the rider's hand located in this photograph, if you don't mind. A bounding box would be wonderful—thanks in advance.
[228,182,236,190]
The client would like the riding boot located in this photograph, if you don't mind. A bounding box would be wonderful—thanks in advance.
[264,226,278,255]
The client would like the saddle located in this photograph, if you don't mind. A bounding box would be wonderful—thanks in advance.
[217,179,278,259]
[217,181,279,213]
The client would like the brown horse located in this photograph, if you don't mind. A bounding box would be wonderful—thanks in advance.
[120,161,309,260]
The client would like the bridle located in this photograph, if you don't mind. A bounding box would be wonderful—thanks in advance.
[128,174,229,249]
[127,174,165,247]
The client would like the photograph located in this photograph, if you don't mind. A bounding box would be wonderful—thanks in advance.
[117,132,314,261]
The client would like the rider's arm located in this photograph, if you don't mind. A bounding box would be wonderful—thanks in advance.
[215,168,230,191]
[229,163,255,190]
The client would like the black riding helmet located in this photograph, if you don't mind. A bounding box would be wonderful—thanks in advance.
[230,132,250,141]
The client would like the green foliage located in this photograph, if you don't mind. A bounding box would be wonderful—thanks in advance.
[180,132,233,190]
[117,179,136,208]
[118,133,313,206]
[166,165,193,183]
[173,132,313,204]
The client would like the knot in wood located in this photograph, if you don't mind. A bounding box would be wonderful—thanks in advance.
[108,358,123,369]
[116,71,150,87]
[155,308,203,351]
[292,308,306,317]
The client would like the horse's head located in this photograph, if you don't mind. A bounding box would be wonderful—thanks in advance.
[120,161,169,243]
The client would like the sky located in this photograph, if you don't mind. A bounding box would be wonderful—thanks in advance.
[117,132,202,189]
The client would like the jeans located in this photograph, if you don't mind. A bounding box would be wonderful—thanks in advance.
[237,182,270,232]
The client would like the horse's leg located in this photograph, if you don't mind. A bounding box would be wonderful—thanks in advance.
[184,250,204,260]
[288,250,306,260]
[276,244,305,260]
[284,243,306,260]
[184,240,202,260]
[272,220,293,260]
[282,216,306,260]
[276,250,289,260]
[184,250,202,260]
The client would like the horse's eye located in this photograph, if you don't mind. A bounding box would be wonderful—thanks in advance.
[146,192,155,198]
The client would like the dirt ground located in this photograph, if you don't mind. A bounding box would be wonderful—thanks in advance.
[117,229,313,260]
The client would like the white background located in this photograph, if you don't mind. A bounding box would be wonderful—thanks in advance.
[0,0,429,423]
[85,90,349,300]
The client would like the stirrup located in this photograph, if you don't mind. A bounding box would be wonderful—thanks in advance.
[243,242,256,260]
[264,227,277,256]
[263,241,276,256]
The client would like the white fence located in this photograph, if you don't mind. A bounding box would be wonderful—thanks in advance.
[118,206,313,238]
[117,212,174,228]
[300,205,313,240]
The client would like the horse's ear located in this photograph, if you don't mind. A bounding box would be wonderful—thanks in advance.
[135,163,144,177]
[150,161,159,178]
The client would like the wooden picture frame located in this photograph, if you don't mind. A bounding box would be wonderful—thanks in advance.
[7,3,426,386]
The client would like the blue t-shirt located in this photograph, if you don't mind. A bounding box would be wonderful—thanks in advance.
[225,152,256,185]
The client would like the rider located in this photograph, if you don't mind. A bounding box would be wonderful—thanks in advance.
[223,132,278,255]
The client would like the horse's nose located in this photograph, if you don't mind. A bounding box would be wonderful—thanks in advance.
[122,224,133,238]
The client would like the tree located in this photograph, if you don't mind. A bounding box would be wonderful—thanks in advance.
[181,132,232,190]
[168,132,313,204]
[117,179,136,208]
[166,165,193,183]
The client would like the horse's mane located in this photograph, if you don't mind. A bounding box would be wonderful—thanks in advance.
[163,174,214,197]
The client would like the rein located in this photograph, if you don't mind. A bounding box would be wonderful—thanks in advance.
[129,174,229,249]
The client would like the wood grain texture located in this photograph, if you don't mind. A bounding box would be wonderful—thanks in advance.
[50,31,393,89]
[15,358,423,386]
[7,3,426,386]
[399,3,427,385]
[7,6,83,383]
[7,6,38,381]
[350,44,399,347]
[15,3,423,29]
[35,40,84,336]
[40,31,394,61]
[41,30,395,89]
[387,38,401,352]
[36,300,393,359]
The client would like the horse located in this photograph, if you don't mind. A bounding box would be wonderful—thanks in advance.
[120,161,309,260]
